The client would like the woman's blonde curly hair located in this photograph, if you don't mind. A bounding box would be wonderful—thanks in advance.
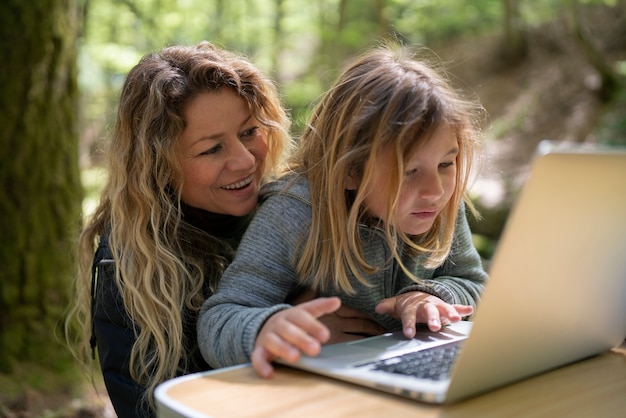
[65,41,291,409]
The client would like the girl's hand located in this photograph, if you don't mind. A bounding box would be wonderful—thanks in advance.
[374,292,473,338]
[251,297,341,378]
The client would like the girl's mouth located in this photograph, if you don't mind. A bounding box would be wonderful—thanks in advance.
[413,209,437,219]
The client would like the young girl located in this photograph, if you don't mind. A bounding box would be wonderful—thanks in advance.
[197,45,488,378]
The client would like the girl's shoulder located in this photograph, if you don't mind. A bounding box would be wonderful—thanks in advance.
[260,173,311,204]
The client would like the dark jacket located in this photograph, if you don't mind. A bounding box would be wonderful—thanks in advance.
[91,207,253,418]
[92,236,210,418]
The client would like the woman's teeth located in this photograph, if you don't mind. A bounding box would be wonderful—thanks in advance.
[222,176,253,190]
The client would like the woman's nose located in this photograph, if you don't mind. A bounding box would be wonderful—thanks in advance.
[226,140,255,171]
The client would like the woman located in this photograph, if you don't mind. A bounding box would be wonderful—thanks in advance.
[66,42,292,417]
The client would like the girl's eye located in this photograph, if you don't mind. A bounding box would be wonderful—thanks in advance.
[199,144,222,156]
[404,168,418,178]
[405,161,455,177]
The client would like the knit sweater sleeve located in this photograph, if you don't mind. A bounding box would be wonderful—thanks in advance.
[197,186,307,368]
[397,203,488,310]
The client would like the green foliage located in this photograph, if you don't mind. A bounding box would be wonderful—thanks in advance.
[77,0,626,245]
[77,0,511,164]
[388,0,502,44]
[81,166,108,217]
[595,83,626,146]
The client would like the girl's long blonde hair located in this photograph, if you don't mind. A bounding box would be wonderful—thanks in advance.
[65,42,291,408]
[288,45,483,293]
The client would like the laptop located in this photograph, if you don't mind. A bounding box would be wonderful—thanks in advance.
[279,144,626,404]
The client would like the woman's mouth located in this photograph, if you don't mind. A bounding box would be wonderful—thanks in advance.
[221,175,254,190]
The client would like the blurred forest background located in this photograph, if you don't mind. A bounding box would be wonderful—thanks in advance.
[1,0,625,416]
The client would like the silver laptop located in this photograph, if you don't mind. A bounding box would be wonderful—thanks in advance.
[279,145,626,404]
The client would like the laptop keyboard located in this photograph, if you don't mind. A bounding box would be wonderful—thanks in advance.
[362,341,462,381]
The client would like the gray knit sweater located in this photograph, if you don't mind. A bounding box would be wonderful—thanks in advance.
[197,174,488,368]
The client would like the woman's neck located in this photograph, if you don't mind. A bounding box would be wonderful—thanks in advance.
[180,202,254,241]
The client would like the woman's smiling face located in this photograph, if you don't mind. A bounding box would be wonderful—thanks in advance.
[174,88,268,216]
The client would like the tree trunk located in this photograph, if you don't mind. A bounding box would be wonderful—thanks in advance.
[501,0,527,64]
[0,0,82,372]
[271,0,285,81]
[214,0,225,42]
[374,0,390,37]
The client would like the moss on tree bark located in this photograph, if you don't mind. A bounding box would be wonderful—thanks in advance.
[0,0,82,373]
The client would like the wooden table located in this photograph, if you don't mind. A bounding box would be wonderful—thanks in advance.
[156,343,626,418]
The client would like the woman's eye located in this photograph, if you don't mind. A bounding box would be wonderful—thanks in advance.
[439,161,455,169]
[199,144,222,156]
[240,126,259,139]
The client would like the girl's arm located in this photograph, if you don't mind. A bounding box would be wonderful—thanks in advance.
[197,192,308,368]
[377,206,488,337]
[398,204,488,307]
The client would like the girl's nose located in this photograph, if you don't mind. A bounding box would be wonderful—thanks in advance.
[419,172,445,201]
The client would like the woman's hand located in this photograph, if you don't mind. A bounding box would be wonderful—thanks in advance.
[320,304,387,344]
[251,297,341,378]
[290,289,386,344]
[375,292,473,338]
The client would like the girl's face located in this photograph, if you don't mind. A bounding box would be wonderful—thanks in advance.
[360,125,459,235]
[174,89,268,216]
